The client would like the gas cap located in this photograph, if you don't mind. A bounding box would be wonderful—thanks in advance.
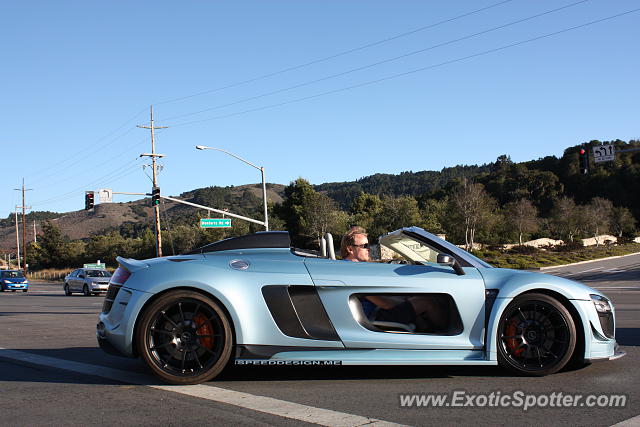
[229,259,250,271]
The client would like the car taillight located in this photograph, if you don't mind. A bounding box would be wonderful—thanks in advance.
[110,266,130,285]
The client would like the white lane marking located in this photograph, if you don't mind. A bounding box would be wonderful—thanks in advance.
[564,266,603,276]
[158,384,403,427]
[611,414,640,426]
[0,347,403,427]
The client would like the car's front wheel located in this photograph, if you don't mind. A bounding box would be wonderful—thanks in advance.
[83,285,90,296]
[497,293,576,376]
[64,284,71,296]
[136,290,233,384]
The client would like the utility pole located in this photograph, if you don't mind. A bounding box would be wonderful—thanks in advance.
[14,209,21,270]
[14,179,31,275]
[138,105,167,258]
[33,221,37,243]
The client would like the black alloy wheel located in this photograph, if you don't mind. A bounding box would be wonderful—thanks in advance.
[83,285,90,296]
[136,290,233,385]
[64,284,71,296]
[497,293,576,376]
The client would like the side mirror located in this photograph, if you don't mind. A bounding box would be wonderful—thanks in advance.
[437,253,465,276]
[437,254,455,265]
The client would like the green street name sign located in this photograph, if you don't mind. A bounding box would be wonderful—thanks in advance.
[84,263,104,269]
[200,218,232,228]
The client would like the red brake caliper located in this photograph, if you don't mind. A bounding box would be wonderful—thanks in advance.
[505,318,524,356]
[194,314,213,348]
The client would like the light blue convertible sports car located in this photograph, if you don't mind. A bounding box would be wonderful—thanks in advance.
[97,227,625,384]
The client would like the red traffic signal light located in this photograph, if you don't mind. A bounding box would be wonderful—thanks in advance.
[578,147,589,175]
[85,191,95,210]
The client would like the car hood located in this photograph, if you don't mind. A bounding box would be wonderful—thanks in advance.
[478,267,605,301]
[3,278,27,283]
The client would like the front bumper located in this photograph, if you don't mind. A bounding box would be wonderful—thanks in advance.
[3,283,28,290]
[90,283,110,293]
[587,342,626,363]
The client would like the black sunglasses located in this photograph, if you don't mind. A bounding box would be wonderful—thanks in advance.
[352,243,370,249]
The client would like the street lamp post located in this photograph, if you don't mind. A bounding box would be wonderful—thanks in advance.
[195,145,269,231]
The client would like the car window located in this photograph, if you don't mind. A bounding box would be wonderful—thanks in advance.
[4,271,24,279]
[86,270,111,277]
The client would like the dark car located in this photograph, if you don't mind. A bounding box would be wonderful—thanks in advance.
[0,270,29,292]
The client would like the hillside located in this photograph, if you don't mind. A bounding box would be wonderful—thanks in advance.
[0,184,285,250]
[1,139,638,254]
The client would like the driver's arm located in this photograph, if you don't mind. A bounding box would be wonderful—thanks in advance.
[364,295,403,310]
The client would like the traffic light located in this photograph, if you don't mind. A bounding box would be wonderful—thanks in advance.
[151,187,160,206]
[578,146,589,175]
[85,191,95,210]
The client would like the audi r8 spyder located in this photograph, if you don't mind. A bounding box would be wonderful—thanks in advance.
[96,227,625,384]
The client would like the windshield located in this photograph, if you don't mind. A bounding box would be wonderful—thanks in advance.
[379,227,493,268]
[86,270,111,278]
[3,271,25,279]
[379,234,441,264]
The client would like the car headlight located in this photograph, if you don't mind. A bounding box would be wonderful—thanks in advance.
[591,294,612,313]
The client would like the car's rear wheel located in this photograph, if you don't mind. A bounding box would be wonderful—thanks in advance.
[23,289,27,293]
[83,285,90,296]
[64,284,71,296]
[497,293,576,376]
[136,290,233,385]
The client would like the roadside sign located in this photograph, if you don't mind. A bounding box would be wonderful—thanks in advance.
[98,188,113,203]
[84,263,104,269]
[200,218,232,228]
[592,144,615,163]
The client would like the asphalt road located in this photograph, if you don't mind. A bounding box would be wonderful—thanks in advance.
[1,256,638,427]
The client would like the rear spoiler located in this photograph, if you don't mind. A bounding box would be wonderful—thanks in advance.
[115,256,149,273]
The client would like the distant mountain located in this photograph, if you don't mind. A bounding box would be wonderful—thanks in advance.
[0,184,286,251]
[315,165,491,209]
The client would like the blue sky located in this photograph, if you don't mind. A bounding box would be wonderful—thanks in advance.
[2,0,639,218]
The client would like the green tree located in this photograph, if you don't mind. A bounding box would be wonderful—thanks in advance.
[371,195,421,239]
[274,178,317,235]
[419,198,446,234]
[36,221,68,268]
[349,192,382,233]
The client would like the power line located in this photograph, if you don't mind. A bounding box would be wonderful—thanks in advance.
[30,166,144,208]
[30,157,144,207]
[153,0,518,106]
[27,107,148,185]
[159,0,590,124]
[169,7,640,129]
[29,134,151,198]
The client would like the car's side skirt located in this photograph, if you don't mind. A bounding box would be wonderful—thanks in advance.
[234,348,496,366]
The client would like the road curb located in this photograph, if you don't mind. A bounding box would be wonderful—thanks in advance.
[535,251,640,271]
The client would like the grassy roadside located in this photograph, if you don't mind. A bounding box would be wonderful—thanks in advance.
[474,243,640,269]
